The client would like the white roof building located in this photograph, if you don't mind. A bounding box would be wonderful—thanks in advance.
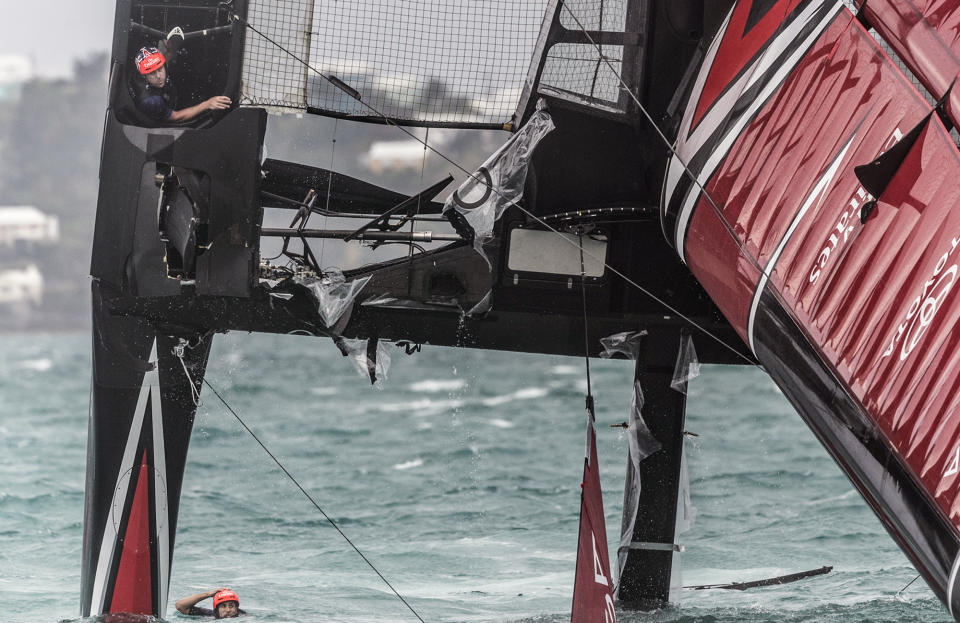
[0,55,33,101]
[363,139,427,174]
[0,264,43,305]
[0,206,59,245]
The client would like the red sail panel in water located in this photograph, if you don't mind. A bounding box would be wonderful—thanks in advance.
[663,0,960,618]
[860,0,960,124]
[571,412,616,623]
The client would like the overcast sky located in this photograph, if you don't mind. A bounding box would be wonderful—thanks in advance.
[3,0,116,77]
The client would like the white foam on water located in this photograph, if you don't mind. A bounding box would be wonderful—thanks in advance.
[19,358,51,372]
[514,387,547,399]
[481,395,513,406]
[409,378,467,392]
[309,386,339,396]
[378,398,465,415]
[805,489,857,506]
[393,458,424,470]
[488,418,515,428]
[482,387,548,406]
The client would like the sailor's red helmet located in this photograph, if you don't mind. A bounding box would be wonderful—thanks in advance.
[135,47,165,75]
[213,589,239,609]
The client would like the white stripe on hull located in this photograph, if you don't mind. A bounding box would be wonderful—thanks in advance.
[746,133,856,353]
[667,2,843,263]
[950,551,960,617]
[151,368,169,618]
[90,341,169,615]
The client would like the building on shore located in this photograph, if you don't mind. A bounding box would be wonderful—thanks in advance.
[0,206,59,307]
[0,206,59,247]
[0,55,33,102]
[0,264,43,305]
[362,139,427,174]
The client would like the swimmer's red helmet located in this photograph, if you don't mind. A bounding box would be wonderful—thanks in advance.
[135,47,165,75]
[213,589,239,609]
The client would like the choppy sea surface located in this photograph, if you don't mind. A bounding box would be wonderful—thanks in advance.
[0,332,951,622]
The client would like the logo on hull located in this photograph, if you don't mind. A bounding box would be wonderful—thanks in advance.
[882,235,960,361]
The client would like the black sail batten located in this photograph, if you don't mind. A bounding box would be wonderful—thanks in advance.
[685,565,833,591]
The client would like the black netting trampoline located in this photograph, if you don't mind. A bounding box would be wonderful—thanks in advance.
[240,0,554,128]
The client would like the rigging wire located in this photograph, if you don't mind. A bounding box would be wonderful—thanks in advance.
[571,225,596,615]
[556,3,768,282]
[589,0,605,100]
[173,339,202,407]
[578,226,594,411]
[320,117,339,268]
[411,127,429,260]
[201,378,427,623]
[234,14,754,367]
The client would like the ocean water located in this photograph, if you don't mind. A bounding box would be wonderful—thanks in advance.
[0,331,951,622]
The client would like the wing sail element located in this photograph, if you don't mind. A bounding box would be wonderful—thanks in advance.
[860,1,960,126]
[663,0,960,617]
[571,405,617,623]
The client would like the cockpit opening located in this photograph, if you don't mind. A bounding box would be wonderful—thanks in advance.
[113,0,238,128]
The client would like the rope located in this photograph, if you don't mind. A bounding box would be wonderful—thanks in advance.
[234,13,754,367]
[202,378,427,623]
[319,117,338,267]
[578,226,594,412]
[173,338,202,407]
[557,3,768,280]
[896,574,921,599]
[410,127,429,261]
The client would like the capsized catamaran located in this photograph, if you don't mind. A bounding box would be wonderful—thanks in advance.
[82,0,960,619]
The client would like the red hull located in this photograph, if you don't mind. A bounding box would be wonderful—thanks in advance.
[664,1,960,617]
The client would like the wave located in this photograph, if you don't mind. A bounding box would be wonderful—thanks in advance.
[409,378,467,392]
[394,458,424,470]
[377,397,465,415]
[19,358,52,371]
[309,386,339,396]
[482,387,548,406]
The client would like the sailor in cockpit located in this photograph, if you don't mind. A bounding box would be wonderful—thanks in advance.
[129,28,232,124]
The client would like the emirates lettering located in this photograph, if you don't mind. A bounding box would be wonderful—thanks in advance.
[809,186,865,283]
[809,129,902,284]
